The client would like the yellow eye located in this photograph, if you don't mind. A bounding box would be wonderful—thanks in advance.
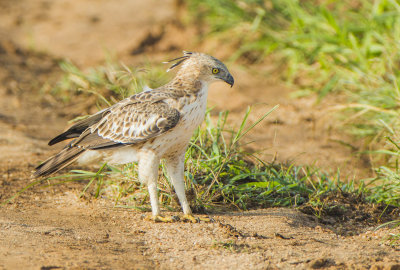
[212,68,220,74]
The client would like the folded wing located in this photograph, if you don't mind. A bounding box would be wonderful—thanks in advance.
[33,93,181,178]
[74,101,180,149]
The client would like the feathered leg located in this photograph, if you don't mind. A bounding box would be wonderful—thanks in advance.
[139,151,175,222]
[139,151,161,216]
[165,152,211,223]
[165,152,191,215]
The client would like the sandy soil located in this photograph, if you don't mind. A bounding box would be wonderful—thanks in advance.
[1,1,399,269]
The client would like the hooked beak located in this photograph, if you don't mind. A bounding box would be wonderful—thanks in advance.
[224,73,234,88]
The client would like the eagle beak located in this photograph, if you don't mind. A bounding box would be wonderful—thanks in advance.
[225,74,234,88]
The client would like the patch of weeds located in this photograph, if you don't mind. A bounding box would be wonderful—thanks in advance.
[185,0,400,182]
[300,190,400,236]
[183,0,400,237]
[376,219,400,247]
[49,163,109,199]
[384,231,400,247]
[365,137,400,207]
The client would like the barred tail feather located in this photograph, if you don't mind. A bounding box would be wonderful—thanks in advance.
[33,147,85,178]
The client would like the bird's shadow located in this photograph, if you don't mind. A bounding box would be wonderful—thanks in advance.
[209,208,319,230]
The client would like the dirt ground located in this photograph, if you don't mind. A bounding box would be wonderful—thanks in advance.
[1,1,399,269]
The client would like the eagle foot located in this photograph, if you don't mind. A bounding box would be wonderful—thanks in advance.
[181,214,213,223]
[146,215,179,223]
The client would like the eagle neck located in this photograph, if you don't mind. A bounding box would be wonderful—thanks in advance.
[170,74,205,95]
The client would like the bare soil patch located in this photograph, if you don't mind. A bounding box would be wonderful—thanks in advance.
[0,1,399,269]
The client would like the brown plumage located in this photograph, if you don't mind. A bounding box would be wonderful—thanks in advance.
[33,51,234,220]
[34,147,85,177]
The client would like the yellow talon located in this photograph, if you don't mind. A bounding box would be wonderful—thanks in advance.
[182,214,199,223]
[182,214,213,223]
[145,215,178,223]
[199,216,213,222]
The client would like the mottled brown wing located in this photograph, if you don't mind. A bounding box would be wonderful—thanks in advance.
[71,101,180,150]
[33,93,181,177]
[47,88,185,147]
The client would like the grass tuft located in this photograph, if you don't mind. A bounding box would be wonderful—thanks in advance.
[186,0,400,140]
[184,0,400,218]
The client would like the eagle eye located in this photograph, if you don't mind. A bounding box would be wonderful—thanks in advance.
[212,68,220,74]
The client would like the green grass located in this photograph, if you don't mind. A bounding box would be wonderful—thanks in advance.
[184,0,400,218]
[367,139,400,206]
[185,0,400,160]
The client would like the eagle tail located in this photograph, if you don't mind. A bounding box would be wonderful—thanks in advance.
[32,146,85,178]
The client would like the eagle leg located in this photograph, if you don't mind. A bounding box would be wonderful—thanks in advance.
[139,151,161,216]
[165,154,192,215]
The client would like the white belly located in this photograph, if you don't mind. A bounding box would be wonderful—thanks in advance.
[77,146,139,165]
